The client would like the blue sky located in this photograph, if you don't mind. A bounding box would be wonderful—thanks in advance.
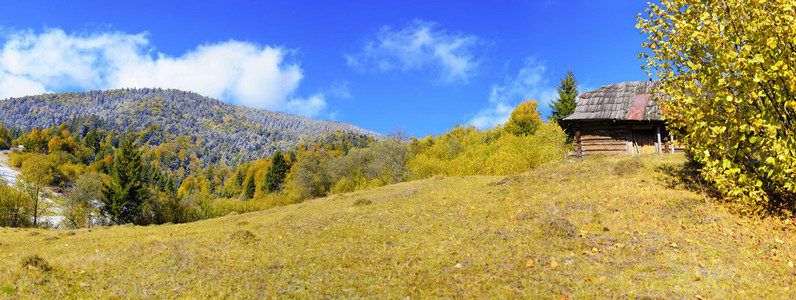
[0,0,653,137]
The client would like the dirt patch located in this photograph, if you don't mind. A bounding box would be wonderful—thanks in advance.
[489,175,523,187]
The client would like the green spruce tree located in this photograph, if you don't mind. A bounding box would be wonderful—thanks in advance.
[263,150,291,193]
[101,136,149,225]
[244,175,256,199]
[549,69,579,126]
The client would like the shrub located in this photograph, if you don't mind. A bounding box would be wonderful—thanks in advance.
[0,124,10,150]
[228,230,258,244]
[8,152,31,168]
[539,217,578,239]
[367,138,409,183]
[285,152,332,200]
[407,123,567,178]
[148,194,203,224]
[353,198,372,206]
[19,255,51,271]
[0,184,32,228]
[206,194,280,218]
[613,157,644,177]
[56,163,86,185]
[331,177,356,194]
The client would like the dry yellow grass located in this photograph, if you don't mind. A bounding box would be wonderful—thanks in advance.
[3,154,796,298]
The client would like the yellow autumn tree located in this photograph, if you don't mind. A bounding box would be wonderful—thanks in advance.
[638,0,796,211]
[504,100,543,136]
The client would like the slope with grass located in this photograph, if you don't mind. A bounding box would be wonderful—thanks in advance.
[2,154,795,298]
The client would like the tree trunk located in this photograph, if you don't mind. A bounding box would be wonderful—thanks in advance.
[33,187,39,227]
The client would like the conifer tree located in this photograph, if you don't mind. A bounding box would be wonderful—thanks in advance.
[84,128,101,154]
[101,136,149,225]
[244,175,256,199]
[263,150,291,193]
[549,69,579,126]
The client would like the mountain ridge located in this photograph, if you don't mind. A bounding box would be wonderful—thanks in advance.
[0,88,380,137]
[0,88,382,164]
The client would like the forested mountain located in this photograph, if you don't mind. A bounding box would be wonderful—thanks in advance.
[0,90,567,229]
[0,88,381,165]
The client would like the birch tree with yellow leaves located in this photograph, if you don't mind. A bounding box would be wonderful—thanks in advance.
[638,0,796,211]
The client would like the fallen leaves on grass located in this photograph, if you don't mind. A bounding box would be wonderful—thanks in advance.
[526,259,535,268]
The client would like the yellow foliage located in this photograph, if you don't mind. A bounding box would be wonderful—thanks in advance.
[504,100,543,136]
[408,122,567,178]
[638,0,796,209]
[56,163,86,183]
[331,177,356,194]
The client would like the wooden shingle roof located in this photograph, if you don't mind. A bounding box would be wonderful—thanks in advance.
[563,81,665,121]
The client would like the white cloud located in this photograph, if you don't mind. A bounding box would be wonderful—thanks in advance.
[326,81,352,99]
[284,94,327,119]
[469,58,558,129]
[346,20,481,84]
[0,29,150,92]
[0,73,46,100]
[0,28,327,117]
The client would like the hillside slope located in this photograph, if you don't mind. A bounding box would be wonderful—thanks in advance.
[0,88,381,164]
[2,154,795,298]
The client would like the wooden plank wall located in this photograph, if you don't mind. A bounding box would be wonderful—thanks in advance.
[664,141,686,153]
[576,121,630,155]
[571,120,685,157]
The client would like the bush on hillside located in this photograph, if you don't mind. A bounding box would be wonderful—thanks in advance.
[61,172,105,229]
[408,122,567,178]
[19,255,51,272]
[0,184,33,228]
[147,194,203,224]
[284,151,332,200]
[614,157,644,177]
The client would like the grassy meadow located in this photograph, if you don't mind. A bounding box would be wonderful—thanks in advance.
[3,154,796,298]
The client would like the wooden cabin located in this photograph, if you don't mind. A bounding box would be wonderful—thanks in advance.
[560,81,684,157]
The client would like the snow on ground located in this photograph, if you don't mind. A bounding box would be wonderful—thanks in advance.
[0,150,20,187]
[1,149,65,228]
